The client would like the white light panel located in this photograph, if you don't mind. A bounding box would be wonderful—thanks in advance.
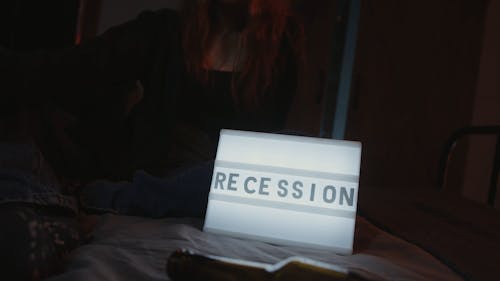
[203,129,362,254]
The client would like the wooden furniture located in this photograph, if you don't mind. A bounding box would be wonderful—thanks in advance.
[358,185,500,281]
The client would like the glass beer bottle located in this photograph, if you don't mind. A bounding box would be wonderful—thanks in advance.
[167,249,382,281]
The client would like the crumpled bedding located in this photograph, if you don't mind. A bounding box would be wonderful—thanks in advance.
[45,214,463,281]
[0,142,464,281]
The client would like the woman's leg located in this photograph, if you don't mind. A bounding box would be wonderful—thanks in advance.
[80,161,214,218]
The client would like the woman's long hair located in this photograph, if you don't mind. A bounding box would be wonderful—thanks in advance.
[182,0,304,111]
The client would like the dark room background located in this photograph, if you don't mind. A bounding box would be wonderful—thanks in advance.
[0,0,498,207]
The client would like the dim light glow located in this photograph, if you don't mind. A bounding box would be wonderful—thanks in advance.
[203,129,362,254]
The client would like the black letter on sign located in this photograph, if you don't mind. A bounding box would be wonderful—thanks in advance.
[259,177,271,196]
[340,187,355,206]
[323,185,336,203]
[244,177,257,194]
[214,172,226,189]
[277,180,288,197]
[228,173,239,191]
[310,183,316,202]
[292,181,303,199]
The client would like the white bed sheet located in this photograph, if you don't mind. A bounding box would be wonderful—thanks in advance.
[46,215,463,281]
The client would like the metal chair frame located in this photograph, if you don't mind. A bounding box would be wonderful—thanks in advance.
[437,125,500,206]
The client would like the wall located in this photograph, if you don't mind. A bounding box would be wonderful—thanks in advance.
[462,0,500,207]
[345,0,487,189]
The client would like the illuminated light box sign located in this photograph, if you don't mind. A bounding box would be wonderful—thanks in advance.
[203,129,362,254]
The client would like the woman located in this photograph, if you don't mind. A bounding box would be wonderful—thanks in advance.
[4,0,304,180]
[80,0,306,223]
[0,0,304,279]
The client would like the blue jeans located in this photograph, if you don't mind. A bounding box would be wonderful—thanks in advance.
[0,169,78,213]
[79,130,311,218]
[80,161,214,218]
